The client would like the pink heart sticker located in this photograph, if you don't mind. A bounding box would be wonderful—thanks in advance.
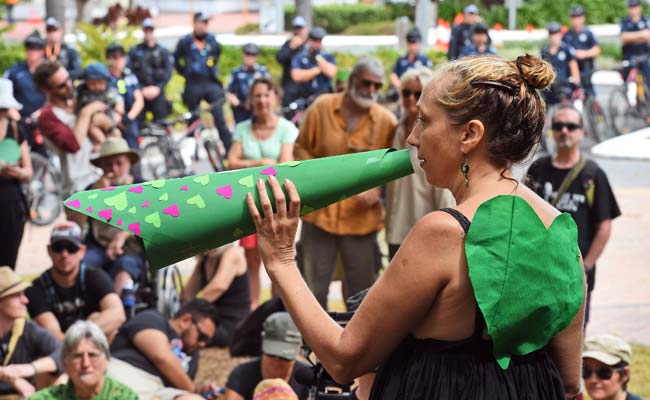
[116,219,123,226]
[141,200,150,208]
[180,185,189,191]
[128,185,143,194]
[65,199,81,209]
[215,185,233,199]
[128,222,141,236]
[86,206,94,213]
[162,203,180,218]
[98,209,113,222]
[101,186,116,191]
[260,166,277,176]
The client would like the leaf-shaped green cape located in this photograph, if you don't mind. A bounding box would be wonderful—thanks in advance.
[465,195,584,369]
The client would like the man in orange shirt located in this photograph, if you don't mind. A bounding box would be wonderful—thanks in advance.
[294,57,397,309]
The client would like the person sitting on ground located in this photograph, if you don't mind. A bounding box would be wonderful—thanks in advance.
[582,335,642,400]
[29,320,138,400]
[0,267,63,399]
[253,379,298,400]
[224,312,309,400]
[25,222,126,342]
[81,137,145,300]
[107,299,219,400]
[182,245,251,347]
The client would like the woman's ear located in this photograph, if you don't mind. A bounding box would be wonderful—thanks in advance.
[459,119,485,154]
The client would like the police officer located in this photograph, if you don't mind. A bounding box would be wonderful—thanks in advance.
[542,22,581,106]
[44,17,82,80]
[3,32,46,119]
[276,16,309,107]
[226,43,271,124]
[174,11,232,151]
[563,6,601,97]
[289,26,337,105]
[620,0,650,85]
[127,18,173,123]
[390,28,433,90]
[448,4,482,60]
[459,23,497,58]
[106,43,144,149]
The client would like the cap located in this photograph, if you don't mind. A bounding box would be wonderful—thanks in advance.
[243,42,260,55]
[106,42,125,57]
[253,379,298,400]
[50,221,83,247]
[547,22,562,34]
[91,137,140,168]
[45,17,61,30]
[0,267,31,300]
[0,78,23,110]
[406,28,422,43]
[583,335,632,366]
[24,32,45,49]
[141,18,155,29]
[628,0,642,6]
[570,5,586,17]
[262,312,302,360]
[472,22,489,34]
[292,16,307,28]
[83,62,110,80]
[308,26,327,40]
[193,12,210,22]
[465,4,479,14]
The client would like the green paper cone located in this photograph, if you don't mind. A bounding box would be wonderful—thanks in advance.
[64,148,413,269]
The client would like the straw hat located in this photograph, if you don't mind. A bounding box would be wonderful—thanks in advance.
[90,137,140,167]
[0,266,31,300]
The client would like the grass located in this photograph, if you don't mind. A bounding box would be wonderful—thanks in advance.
[628,343,650,397]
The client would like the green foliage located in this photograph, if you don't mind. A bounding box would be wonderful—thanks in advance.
[234,23,260,35]
[284,4,393,33]
[342,21,396,36]
[0,41,24,75]
[75,21,139,65]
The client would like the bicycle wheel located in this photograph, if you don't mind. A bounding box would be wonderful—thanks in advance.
[584,97,610,142]
[27,152,61,226]
[609,87,637,135]
[156,265,183,319]
[141,142,187,180]
[204,138,226,172]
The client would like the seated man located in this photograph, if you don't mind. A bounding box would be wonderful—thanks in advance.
[224,312,309,400]
[82,137,145,298]
[0,267,63,399]
[182,244,250,347]
[25,222,126,341]
[107,299,218,400]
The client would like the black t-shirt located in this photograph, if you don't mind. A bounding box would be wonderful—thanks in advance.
[0,320,63,395]
[26,264,115,332]
[110,309,183,383]
[226,358,310,400]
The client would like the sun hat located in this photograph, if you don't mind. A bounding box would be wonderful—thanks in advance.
[0,267,31,300]
[262,312,302,361]
[90,137,140,167]
[583,335,632,366]
[0,78,23,110]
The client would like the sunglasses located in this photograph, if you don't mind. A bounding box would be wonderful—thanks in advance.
[51,242,80,254]
[551,121,582,131]
[360,79,383,90]
[193,319,212,343]
[582,366,625,380]
[401,89,422,100]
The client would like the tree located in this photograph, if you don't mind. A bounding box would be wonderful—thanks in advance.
[295,0,312,26]
[46,0,66,29]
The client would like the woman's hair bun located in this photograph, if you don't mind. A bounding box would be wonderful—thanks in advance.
[515,54,556,90]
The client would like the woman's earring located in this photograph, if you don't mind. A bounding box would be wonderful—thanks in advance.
[461,157,470,187]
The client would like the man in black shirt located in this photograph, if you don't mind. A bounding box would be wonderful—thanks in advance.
[525,105,621,327]
[0,267,63,398]
[26,222,126,341]
[276,16,309,107]
[447,4,482,60]
[108,299,217,400]
[225,312,309,400]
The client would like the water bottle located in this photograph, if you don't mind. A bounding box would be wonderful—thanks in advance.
[121,280,136,318]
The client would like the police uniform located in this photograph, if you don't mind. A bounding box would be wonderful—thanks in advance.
[227,64,271,124]
[458,44,497,58]
[448,23,473,60]
[541,43,577,105]
[109,69,141,149]
[391,53,434,78]
[620,15,650,84]
[174,32,231,150]
[3,62,46,118]
[128,43,173,122]
[563,28,599,95]
[45,43,82,80]
[289,49,336,103]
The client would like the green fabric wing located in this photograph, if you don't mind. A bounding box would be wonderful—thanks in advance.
[465,195,584,369]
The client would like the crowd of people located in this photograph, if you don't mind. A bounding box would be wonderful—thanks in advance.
[0,3,643,400]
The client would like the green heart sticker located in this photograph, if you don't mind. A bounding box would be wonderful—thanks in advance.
[279,160,302,167]
[233,227,244,237]
[104,191,128,211]
[187,194,206,209]
[128,207,136,214]
[88,193,98,199]
[151,180,166,188]
[238,175,254,188]
[193,175,210,186]
[158,193,169,201]
[144,212,161,228]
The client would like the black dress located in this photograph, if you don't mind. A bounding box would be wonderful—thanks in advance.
[368,208,566,400]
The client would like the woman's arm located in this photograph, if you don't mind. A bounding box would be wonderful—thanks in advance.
[227,141,262,169]
[199,247,246,302]
[182,257,204,301]
[277,143,294,163]
[247,176,454,382]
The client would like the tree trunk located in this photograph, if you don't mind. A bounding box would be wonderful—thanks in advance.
[46,0,67,31]
[295,0,312,26]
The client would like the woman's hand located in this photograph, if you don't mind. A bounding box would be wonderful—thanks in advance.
[246,176,301,271]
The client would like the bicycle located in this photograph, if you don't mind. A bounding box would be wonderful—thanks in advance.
[129,263,184,320]
[139,102,227,181]
[608,55,650,136]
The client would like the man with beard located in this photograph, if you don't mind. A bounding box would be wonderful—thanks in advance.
[293,57,397,309]
[525,105,620,328]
